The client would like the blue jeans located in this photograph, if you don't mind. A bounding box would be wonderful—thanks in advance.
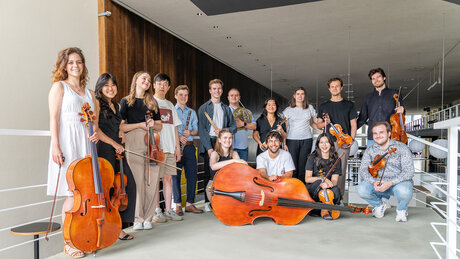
[173,145,197,204]
[356,181,413,210]
[234,148,248,161]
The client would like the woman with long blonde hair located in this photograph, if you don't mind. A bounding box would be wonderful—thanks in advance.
[120,71,162,230]
[47,47,99,258]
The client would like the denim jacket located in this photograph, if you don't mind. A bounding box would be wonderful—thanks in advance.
[198,100,236,154]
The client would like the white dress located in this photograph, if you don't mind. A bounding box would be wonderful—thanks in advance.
[47,81,94,196]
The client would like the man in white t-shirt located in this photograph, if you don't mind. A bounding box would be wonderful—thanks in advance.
[152,73,183,222]
[257,131,295,181]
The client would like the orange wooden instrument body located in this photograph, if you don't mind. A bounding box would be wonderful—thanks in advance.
[211,163,314,226]
[144,111,165,162]
[390,93,408,144]
[323,113,352,147]
[318,188,340,219]
[111,153,128,212]
[63,103,121,253]
[368,147,397,178]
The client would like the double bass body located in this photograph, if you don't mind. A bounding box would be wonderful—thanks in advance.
[211,163,313,226]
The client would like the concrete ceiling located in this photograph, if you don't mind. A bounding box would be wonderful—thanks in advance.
[113,0,460,113]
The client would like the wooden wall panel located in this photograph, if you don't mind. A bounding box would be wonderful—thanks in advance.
[98,0,288,118]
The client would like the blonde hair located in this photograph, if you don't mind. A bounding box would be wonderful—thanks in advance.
[175,85,189,95]
[214,129,234,158]
[209,79,223,89]
[124,71,158,112]
[51,47,88,87]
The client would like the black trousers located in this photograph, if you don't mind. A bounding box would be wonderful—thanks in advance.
[286,138,312,184]
[202,137,216,203]
[306,179,341,204]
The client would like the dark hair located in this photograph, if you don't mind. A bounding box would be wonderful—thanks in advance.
[153,73,171,85]
[371,121,391,133]
[289,87,309,109]
[368,68,386,80]
[266,130,282,143]
[95,73,118,119]
[261,98,279,118]
[312,133,339,175]
[327,77,343,87]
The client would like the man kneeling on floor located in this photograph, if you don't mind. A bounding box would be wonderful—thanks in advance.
[356,121,414,222]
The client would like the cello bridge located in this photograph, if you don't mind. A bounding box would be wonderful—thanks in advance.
[259,190,265,206]
[91,205,106,209]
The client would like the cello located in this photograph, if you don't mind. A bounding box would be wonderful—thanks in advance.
[210,163,357,226]
[63,103,121,253]
[111,153,128,212]
[390,88,407,144]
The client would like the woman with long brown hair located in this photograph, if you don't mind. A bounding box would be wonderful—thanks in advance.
[120,71,162,230]
[206,129,247,205]
[283,87,318,184]
[47,47,98,258]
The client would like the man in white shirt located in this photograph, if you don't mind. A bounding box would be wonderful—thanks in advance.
[257,131,295,181]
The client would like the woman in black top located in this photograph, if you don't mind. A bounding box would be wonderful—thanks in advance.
[95,73,136,240]
[253,98,287,156]
[120,71,162,230]
[305,133,342,220]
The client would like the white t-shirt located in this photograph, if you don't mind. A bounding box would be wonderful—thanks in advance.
[283,105,316,140]
[256,150,296,177]
[154,97,181,153]
[210,102,224,137]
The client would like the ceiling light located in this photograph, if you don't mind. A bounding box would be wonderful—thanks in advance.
[196,13,203,16]
[237,45,242,47]
[248,52,252,55]
[226,36,231,39]
[213,25,219,29]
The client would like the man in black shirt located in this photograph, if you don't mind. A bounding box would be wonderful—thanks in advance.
[316,77,358,198]
[357,68,405,146]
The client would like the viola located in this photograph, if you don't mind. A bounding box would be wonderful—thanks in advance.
[210,163,355,226]
[144,111,165,164]
[63,103,121,253]
[111,153,128,212]
[317,152,345,220]
[323,113,353,147]
[390,89,407,144]
[368,147,397,178]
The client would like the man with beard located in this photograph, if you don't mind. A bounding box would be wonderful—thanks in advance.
[256,131,295,181]
[357,68,405,146]
[356,122,414,222]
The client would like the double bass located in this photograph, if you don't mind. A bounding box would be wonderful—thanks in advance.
[63,103,121,253]
[211,163,356,226]
[390,88,407,144]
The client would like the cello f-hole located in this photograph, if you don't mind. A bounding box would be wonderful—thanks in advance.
[248,206,272,217]
[81,199,90,216]
[253,177,275,192]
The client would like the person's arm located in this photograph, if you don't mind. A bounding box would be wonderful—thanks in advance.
[49,82,64,165]
[305,170,321,183]
[316,117,326,130]
[357,98,368,130]
[350,118,357,140]
[94,99,123,154]
[198,105,212,153]
[358,148,374,183]
[174,126,181,162]
[258,167,274,181]
[392,145,415,185]
[226,106,237,134]
[310,117,319,131]
[282,170,293,178]
[88,90,99,143]
[331,174,339,186]
[210,152,246,171]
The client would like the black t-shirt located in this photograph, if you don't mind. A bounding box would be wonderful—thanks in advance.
[305,154,342,180]
[255,115,287,143]
[120,98,160,123]
[317,99,357,141]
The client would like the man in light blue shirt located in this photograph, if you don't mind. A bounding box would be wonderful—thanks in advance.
[173,85,203,214]
[228,88,256,161]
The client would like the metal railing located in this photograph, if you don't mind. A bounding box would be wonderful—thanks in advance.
[406,104,460,132]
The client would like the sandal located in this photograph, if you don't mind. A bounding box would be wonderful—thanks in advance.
[118,233,134,240]
[64,244,85,258]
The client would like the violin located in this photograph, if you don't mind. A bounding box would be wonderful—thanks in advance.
[323,113,353,148]
[317,152,345,220]
[368,147,397,178]
[144,110,165,164]
[390,90,407,144]
[63,103,121,253]
[210,163,357,226]
[111,153,128,212]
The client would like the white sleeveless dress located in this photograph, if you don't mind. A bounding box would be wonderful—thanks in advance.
[47,81,94,196]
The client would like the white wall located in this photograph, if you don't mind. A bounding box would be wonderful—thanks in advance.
[0,1,98,258]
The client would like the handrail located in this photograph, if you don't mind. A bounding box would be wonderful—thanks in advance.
[406,104,460,132]
[407,134,460,158]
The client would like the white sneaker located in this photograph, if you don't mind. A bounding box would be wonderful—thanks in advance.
[395,210,408,222]
[382,198,392,209]
[133,222,143,230]
[204,202,212,212]
[143,221,153,229]
[165,209,183,221]
[372,202,389,218]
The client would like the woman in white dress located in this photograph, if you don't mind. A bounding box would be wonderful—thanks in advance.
[47,47,98,258]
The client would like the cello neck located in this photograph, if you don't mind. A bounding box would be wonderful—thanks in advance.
[119,156,125,189]
[87,121,103,194]
[277,197,352,212]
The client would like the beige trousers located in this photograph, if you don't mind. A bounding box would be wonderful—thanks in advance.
[125,129,160,223]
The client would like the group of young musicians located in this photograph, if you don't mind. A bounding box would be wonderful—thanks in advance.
[47,47,414,258]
